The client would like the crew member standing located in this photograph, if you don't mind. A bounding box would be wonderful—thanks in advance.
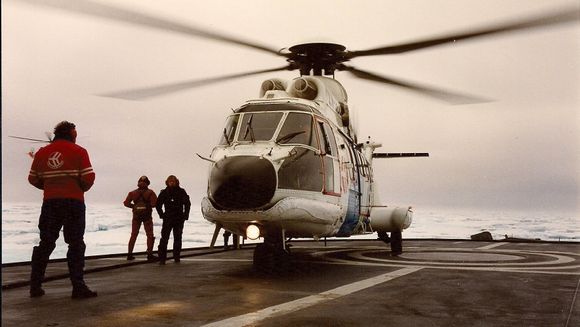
[124,176,158,261]
[28,121,98,299]
[156,175,191,264]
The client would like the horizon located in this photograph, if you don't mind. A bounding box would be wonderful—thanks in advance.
[3,0,579,214]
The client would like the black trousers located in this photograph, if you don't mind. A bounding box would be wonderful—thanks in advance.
[31,199,87,289]
[158,218,185,261]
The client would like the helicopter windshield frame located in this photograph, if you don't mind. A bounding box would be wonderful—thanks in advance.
[218,103,323,150]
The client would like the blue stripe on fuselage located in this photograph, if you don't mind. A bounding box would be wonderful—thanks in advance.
[337,189,359,236]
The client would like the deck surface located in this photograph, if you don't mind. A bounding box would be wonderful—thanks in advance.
[2,239,579,327]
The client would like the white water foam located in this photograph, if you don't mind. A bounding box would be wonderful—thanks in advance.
[2,202,578,263]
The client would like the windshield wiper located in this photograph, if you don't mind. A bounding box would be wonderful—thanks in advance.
[275,130,306,144]
[222,128,231,146]
[243,114,255,142]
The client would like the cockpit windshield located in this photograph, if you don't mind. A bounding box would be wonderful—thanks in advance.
[219,115,239,145]
[276,112,317,147]
[239,112,284,142]
[218,110,318,148]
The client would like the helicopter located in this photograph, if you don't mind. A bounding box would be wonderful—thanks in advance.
[8,0,579,272]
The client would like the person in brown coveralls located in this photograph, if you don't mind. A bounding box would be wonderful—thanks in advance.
[124,176,158,261]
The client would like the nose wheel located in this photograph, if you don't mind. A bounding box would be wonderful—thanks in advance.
[253,237,291,274]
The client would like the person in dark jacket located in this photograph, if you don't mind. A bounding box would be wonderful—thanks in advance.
[28,121,97,299]
[124,176,158,261]
[156,175,191,264]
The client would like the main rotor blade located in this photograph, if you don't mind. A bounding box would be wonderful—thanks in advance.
[338,65,488,105]
[12,0,283,56]
[347,8,579,58]
[9,135,50,143]
[100,65,294,100]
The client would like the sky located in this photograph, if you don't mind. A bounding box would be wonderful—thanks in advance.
[2,0,579,214]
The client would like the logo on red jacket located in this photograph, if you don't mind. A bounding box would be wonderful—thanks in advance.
[47,152,64,169]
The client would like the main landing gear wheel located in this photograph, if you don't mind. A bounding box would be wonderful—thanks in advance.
[390,230,403,256]
[378,231,403,256]
[253,240,291,274]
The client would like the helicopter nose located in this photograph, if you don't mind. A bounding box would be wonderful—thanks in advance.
[209,156,276,210]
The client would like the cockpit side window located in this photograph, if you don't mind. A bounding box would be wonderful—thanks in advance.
[316,120,339,194]
[219,114,239,145]
[276,113,317,147]
[239,112,284,142]
[318,121,338,156]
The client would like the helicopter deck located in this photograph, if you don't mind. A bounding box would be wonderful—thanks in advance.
[2,239,579,327]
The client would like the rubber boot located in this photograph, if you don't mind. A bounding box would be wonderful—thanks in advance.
[72,284,98,299]
[127,239,136,260]
[158,243,167,265]
[67,241,88,292]
[173,248,181,263]
[30,245,52,297]
[146,236,157,262]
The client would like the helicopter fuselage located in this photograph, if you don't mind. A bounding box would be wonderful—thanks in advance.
[201,76,412,243]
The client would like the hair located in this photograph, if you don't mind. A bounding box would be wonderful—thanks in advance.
[165,175,179,187]
[53,121,76,141]
[138,176,151,186]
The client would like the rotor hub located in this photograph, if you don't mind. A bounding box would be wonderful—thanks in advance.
[287,43,348,76]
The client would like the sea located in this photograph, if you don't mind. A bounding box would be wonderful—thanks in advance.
[2,202,578,264]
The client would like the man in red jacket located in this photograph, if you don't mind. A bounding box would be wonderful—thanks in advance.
[28,121,97,299]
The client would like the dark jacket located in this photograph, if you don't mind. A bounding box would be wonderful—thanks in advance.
[156,187,191,221]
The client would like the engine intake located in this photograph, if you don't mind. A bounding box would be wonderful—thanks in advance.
[260,78,286,97]
[290,77,318,100]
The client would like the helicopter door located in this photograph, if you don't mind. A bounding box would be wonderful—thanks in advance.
[355,151,371,218]
[336,139,361,236]
[317,121,340,195]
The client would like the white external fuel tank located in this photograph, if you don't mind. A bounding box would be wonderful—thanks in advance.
[369,206,413,232]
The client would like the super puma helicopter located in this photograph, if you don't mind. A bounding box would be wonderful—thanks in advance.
[12,0,579,272]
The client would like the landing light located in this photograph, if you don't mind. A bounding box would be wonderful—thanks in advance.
[246,224,260,240]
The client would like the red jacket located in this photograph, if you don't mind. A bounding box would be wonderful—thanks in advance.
[28,140,95,201]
